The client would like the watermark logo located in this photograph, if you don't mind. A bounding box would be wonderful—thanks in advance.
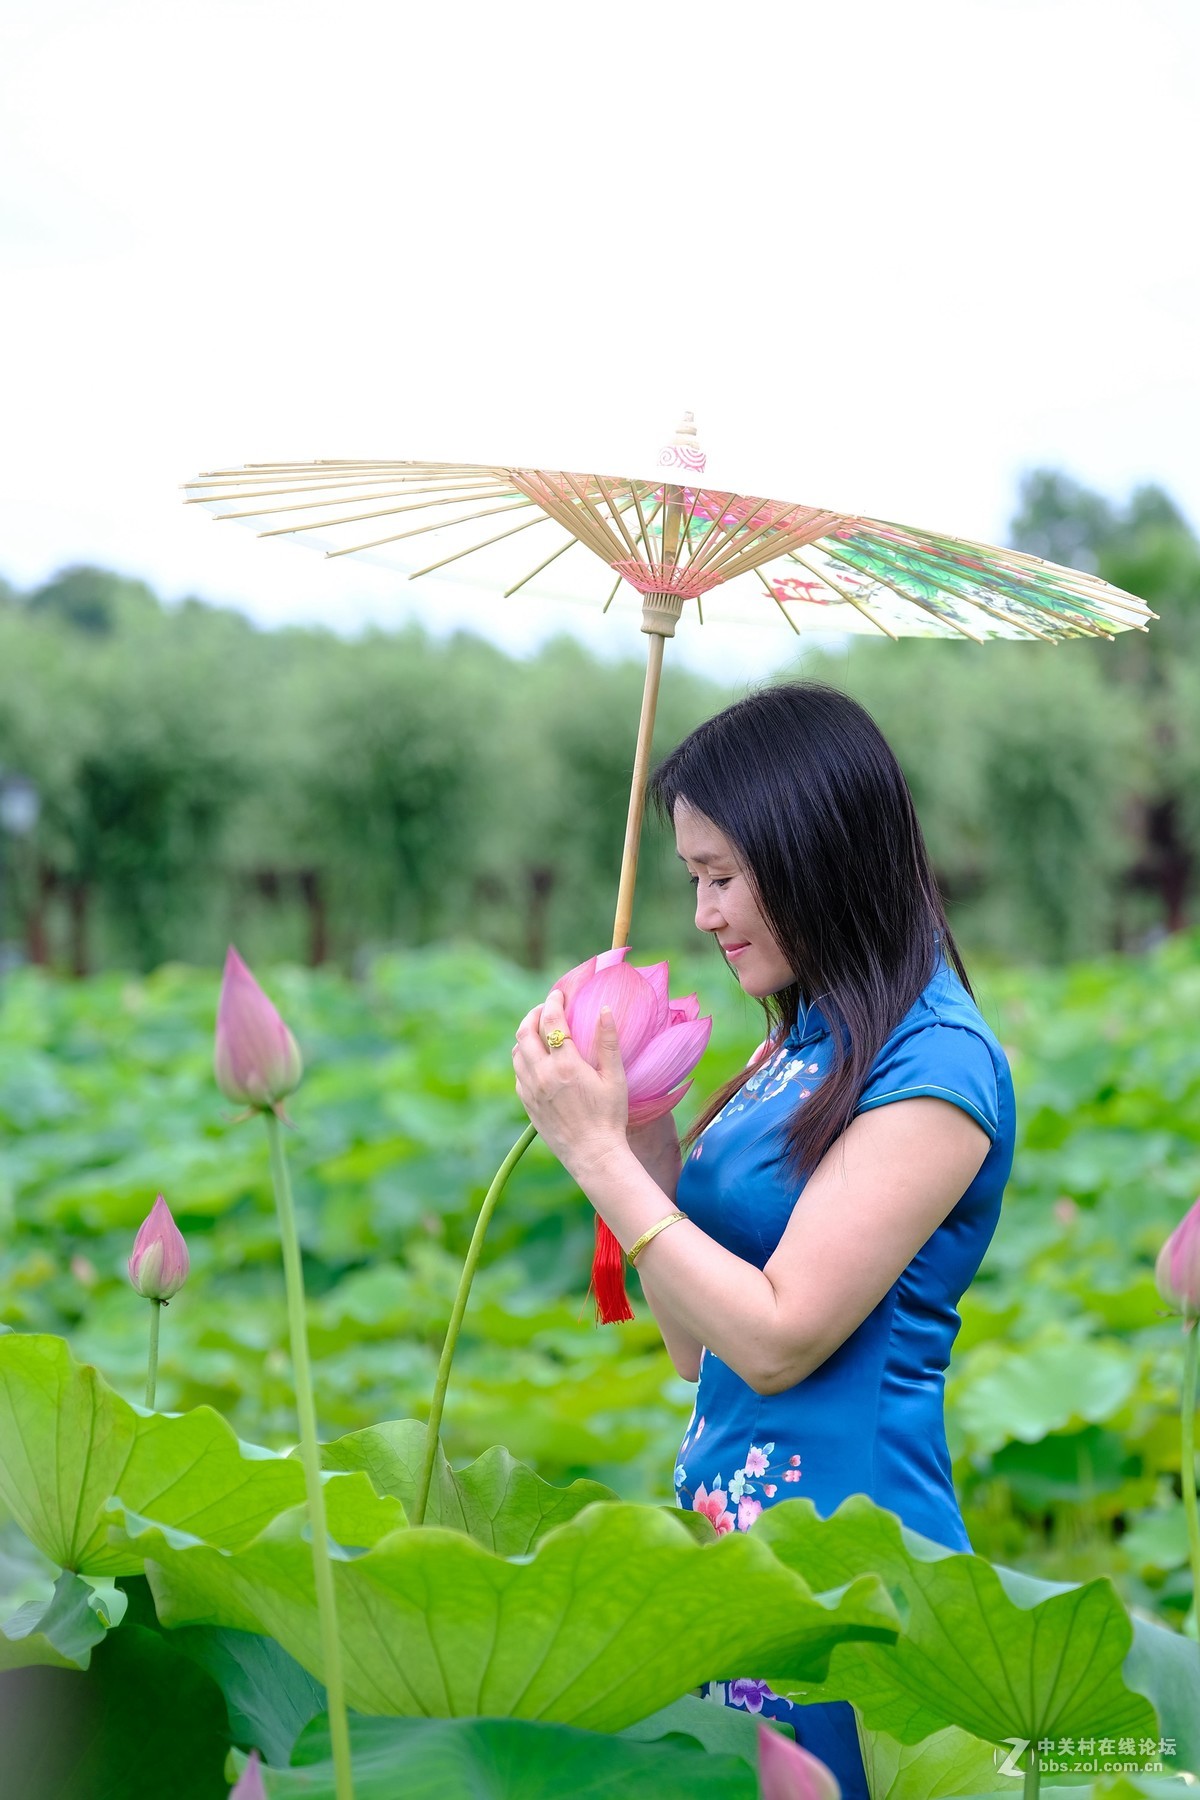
[994,1736,1174,1778]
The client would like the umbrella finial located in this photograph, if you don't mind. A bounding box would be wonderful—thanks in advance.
[657,412,706,476]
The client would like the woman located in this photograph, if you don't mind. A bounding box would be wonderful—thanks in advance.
[513,681,1015,1798]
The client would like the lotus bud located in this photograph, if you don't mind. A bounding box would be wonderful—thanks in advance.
[230,1750,267,1799]
[128,1195,189,1302]
[758,1724,842,1800]
[1155,1196,1200,1319]
[214,946,303,1112]
[546,947,712,1322]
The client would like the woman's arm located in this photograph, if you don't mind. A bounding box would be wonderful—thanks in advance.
[515,993,989,1396]
[625,1115,703,1382]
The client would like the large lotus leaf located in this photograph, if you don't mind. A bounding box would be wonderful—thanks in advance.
[754,1497,1197,1774]
[990,1558,1200,1778]
[855,1720,1014,1800]
[0,1622,230,1800]
[988,1425,1146,1514]
[119,1571,326,1768]
[240,1713,761,1798]
[0,1571,108,1673]
[950,1327,1138,1454]
[115,1499,900,1731]
[620,1693,767,1765]
[0,1333,403,1573]
[320,1419,618,1553]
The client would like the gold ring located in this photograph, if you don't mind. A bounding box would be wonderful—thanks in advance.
[545,1027,570,1050]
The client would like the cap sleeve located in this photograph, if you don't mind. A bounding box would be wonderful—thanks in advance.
[854,1022,1000,1143]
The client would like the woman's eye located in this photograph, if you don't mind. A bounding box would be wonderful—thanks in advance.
[687,875,730,889]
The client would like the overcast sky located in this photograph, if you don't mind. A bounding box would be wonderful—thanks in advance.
[2,0,1197,679]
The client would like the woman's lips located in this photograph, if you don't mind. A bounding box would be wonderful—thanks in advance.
[723,942,751,961]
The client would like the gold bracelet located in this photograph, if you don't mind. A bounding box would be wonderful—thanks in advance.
[627,1210,687,1266]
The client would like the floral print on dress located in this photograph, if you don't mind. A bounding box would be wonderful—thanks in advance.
[690,1042,820,1140]
[715,1678,785,1715]
[676,1439,801,1523]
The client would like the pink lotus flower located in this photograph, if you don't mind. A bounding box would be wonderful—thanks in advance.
[758,1725,842,1800]
[551,947,712,1125]
[1156,1196,1200,1319]
[128,1195,189,1301]
[693,1483,736,1536]
[215,947,303,1113]
[230,1750,267,1799]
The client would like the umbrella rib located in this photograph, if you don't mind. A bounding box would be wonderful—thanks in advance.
[952,591,1063,644]
[502,530,588,597]
[191,463,418,482]
[623,481,658,578]
[208,478,507,522]
[186,467,469,495]
[752,567,801,636]
[405,511,556,579]
[679,492,751,579]
[702,508,841,587]
[786,554,901,640]
[678,483,708,570]
[827,531,1116,640]
[862,521,1150,629]
[594,475,643,562]
[258,488,528,539]
[575,471,650,565]
[602,574,623,613]
[511,473,618,563]
[810,547,990,643]
[323,498,536,557]
[899,523,1155,619]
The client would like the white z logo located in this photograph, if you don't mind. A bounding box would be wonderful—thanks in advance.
[995,1739,1030,1779]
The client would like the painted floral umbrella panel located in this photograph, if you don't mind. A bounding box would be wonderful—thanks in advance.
[184,458,1154,645]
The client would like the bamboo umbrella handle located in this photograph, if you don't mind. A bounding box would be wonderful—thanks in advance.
[611,629,667,949]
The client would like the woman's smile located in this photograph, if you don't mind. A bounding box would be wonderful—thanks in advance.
[674,801,795,998]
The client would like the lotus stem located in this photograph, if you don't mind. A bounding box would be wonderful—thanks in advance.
[264,1110,354,1800]
[1181,1319,1200,1642]
[1023,1740,1040,1800]
[145,1300,162,1410]
[414,1122,538,1527]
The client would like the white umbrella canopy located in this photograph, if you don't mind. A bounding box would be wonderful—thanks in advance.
[183,415,1155,648]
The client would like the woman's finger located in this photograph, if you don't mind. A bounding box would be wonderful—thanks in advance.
[515,1004,544,1046]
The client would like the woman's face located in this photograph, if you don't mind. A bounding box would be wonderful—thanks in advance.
[674,800,795,999]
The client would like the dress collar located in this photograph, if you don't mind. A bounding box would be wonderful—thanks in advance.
[783,995,831,1050]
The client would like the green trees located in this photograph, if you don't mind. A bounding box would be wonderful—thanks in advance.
[0,466,1197,973]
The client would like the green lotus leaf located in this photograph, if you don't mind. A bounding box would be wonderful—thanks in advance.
[0,1333,403,1574]
[0,1571,108,1673]
[238,1712,761,1798]
[950,1327,1139,1453]
[619,1692,766,1764]
[119,1571,326,1769]
[320,1419,618,1552]
[0,1621,231,1800]
[855,1721,1014,1800]
[114,1498,899,1730]
[754,1496,1198,1774]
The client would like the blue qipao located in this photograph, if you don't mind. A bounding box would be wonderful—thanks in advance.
[672,949,1016,1798]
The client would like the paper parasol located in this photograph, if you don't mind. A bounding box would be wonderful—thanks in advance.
[185,414,1154,939]
[184,416,1155,1317]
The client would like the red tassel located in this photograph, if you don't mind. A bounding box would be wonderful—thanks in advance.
[591,1216,634,1324]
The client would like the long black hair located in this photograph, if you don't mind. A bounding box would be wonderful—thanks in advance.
[649,680,973,1182]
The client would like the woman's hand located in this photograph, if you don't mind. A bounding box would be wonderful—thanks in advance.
[512,988,629,1180]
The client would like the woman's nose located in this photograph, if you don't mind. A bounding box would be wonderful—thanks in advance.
[695,892,725,932]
